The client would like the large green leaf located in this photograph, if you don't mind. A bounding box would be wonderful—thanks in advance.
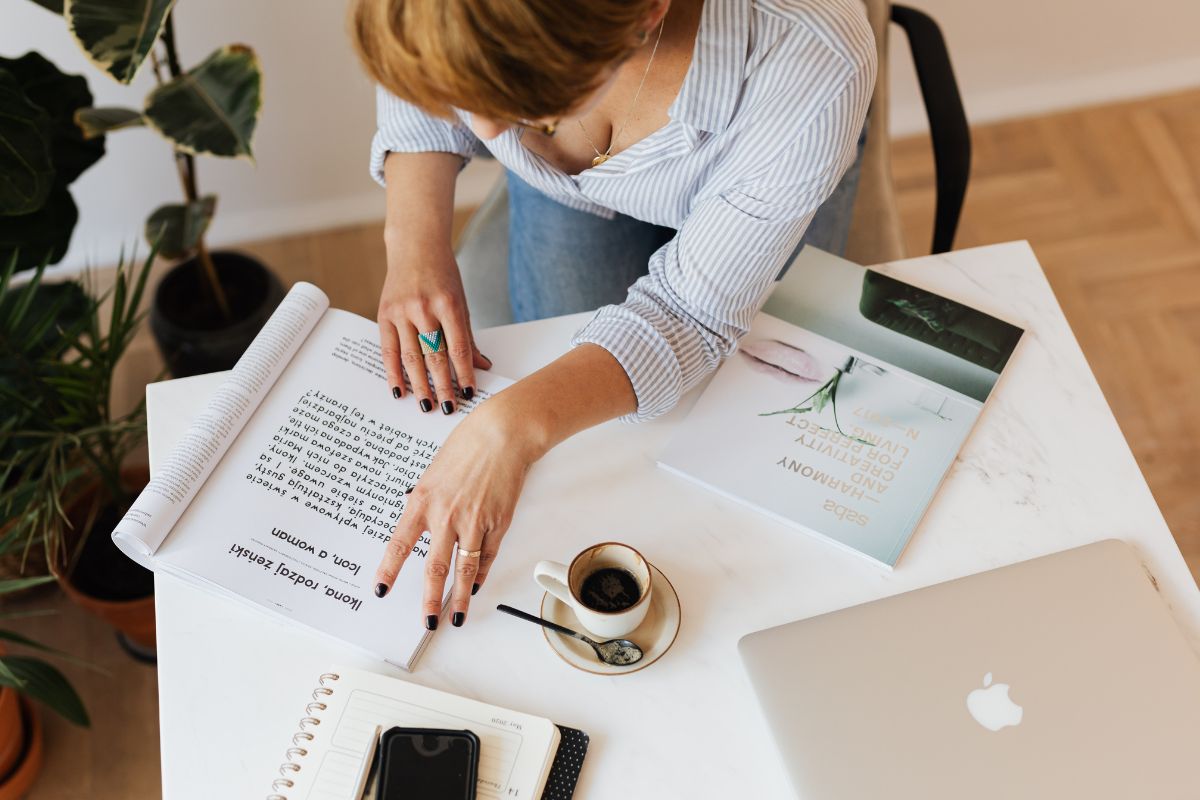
[0,54,101,269]
[64,0,176,84]
[0,185,78,270]
[0,52,104,186]
[0,655,89,726]
[0,70,53,217]
[145,195,215,258]
[75,106,144,139]
[144,45,261,159]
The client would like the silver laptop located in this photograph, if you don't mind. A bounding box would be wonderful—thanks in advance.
[739,540,1200,799]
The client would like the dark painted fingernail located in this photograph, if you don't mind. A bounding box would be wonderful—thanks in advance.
[471,583,480,596]
[452,612,465,627]
[374,583,388,598]
[405,485,414,494]
[462,386,474,400]
[481,353,493,364]
[391,386,401,399]
[419,398,432,413]
[441,400,454,415]
[425,615,438,631]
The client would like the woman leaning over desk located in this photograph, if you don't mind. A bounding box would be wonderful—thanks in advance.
[353,0,876,630]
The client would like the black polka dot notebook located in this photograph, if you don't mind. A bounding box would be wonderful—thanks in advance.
[263,667,589,800]
[544,725,590,800]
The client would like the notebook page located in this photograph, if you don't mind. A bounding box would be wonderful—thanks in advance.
[114,282,330,568]
[292,667,559,800]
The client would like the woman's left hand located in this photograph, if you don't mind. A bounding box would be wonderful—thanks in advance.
[372,398,540,629]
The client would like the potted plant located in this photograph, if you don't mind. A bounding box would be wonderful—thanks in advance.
[0,47,110,588]
[0,575,89,800]
[0,249,158,661]
[26,0,281,376]
[0,272,88,586]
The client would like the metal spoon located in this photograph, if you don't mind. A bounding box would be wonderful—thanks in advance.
[496,604,645,666]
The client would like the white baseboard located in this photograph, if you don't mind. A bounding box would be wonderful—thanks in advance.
[890,54,1200,137]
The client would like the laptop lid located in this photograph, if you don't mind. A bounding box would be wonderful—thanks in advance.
[739,540,1200,799]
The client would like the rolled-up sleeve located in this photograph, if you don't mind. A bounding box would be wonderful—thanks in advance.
[370,87,480,186]
[572,68,873,422]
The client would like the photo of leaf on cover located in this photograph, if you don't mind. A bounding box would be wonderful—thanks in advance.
[658,247,1024,568]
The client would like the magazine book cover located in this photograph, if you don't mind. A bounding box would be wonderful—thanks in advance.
[658,247,1024,567]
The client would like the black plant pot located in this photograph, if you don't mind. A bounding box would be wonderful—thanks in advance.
[59,467,158,664]
[150,250,284,377]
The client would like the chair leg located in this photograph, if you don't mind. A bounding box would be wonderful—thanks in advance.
[891,4,971,254]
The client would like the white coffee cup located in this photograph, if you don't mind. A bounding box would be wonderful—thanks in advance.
[534,542,653,639]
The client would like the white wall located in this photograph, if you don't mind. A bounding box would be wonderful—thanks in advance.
[4,0,1198,272]
[888,0,1200,134]
[2,0,375,270]
[2,0,504,272]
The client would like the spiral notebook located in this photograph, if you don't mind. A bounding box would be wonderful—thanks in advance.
[266,667,588,800]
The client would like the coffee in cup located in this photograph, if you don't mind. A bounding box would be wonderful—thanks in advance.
[579,567,642,613]
[534,542,653,639]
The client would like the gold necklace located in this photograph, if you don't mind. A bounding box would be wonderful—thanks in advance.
[577,14,668,168]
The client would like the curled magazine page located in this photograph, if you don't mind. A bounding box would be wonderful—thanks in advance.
[112,282,331,568]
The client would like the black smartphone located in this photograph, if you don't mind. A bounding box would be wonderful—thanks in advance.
[375,727,480,800]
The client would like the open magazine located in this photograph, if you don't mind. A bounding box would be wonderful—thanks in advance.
[113,283,511,669]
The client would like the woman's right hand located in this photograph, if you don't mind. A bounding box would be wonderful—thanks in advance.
[377,242,492,414]
[377,151,490,414]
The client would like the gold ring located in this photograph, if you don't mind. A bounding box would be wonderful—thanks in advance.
[457,548,482,559]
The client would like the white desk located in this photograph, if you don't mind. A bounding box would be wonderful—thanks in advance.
[148,241,1199,799]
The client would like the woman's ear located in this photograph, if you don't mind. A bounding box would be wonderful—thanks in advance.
[642,0,671,34]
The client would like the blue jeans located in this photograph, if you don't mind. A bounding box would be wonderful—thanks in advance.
[508,127,867,322]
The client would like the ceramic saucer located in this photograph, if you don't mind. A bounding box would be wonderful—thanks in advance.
[539,562,681,675]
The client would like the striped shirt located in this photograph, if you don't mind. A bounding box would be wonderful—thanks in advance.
[371,0,877,422]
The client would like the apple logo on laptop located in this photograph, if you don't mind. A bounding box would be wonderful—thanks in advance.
[967,672,1023,731]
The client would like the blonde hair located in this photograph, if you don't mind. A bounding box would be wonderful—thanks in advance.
[352,0,656,122]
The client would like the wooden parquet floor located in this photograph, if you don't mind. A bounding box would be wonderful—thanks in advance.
[7,88,1199,800]
[892,87,1200,584]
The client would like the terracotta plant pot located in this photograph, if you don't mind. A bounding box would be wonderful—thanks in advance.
[0,687,21,779]
[55,580,156,652]
[0,690,43,800]
[56,466,156,655]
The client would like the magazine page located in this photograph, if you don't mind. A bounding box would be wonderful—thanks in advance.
[661,248,1024,567]
[112,282,331,568]
[151,308,512,667]
[660,314,988,566]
